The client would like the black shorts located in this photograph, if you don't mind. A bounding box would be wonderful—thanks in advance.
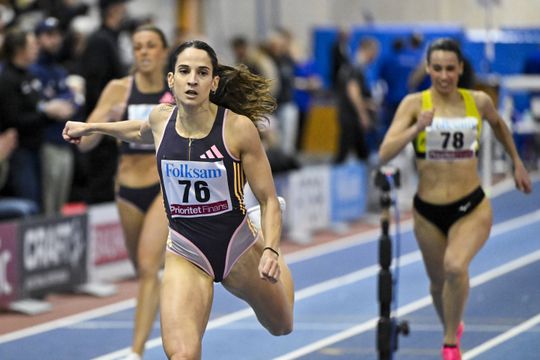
[413,186,485,235]
[116,183,161,213]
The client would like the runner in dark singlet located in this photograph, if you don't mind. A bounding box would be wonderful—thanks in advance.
[75,25,171,360]
[63,39,294,360]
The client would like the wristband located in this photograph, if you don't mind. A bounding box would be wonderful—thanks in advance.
[263,246,279,257]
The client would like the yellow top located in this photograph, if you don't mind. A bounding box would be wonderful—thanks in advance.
[413,88,482,159]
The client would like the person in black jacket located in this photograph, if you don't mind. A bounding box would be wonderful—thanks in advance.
[0,28,73,209]
[31,17,79,215]
[75,0,130,204]
[334,36,379,163]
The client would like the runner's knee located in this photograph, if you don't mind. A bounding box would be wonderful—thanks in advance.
[261,309,293,336]
[163,338,201,360]
[266,319,293,336]
[137,255,161,279]
[443,256,468,281]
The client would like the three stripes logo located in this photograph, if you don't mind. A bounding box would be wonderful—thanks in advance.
[200,145,224,159]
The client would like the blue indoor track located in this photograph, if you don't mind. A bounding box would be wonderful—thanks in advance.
[1,178,539,360]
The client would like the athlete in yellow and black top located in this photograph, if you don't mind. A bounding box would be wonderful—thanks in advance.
[379,38,531,360]
[413,88,482,160]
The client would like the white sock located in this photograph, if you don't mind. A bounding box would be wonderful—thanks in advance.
[123,352,141,360]
[247,196,286,230]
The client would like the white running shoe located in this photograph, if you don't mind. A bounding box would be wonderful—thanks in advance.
[247,196,286,230]
[122,352,141,360]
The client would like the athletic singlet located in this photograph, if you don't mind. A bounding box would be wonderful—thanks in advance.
[156,106,258,281]
[413,89,482,160]
[120,76,174,155]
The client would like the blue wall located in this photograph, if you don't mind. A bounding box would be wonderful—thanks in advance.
[312,24,540,89]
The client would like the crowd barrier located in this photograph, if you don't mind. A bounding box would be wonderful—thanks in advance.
[0,161,369,314]
[0,214,88,314]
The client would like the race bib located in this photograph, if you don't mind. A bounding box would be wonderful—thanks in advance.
[127,104,155,150]
[425,117,478,160]
[161,159,232,218]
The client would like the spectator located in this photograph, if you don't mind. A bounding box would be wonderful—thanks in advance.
[523,45,540,74]
[0,28,70,210]
[379,36,423,129]
[0,128,39,220]
[230,36,263,76]
[334,36,379,163]
[228,37,280,98]
[39,0,90,31]
[229,35,298,174]
[275,27,323,152]
[0,4,15,51]
[75,0,129,204]
[53,1,91,75]
[293,58,323,151]
[330,28,350,90]
[31,17,79,215]
[267,31,299,156]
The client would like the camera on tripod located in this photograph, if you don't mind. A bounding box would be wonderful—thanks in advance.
[374,166,400,210]
[374,165,409,360]
[374,166,401,192]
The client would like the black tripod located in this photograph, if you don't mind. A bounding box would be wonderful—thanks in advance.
[374,166,409,360]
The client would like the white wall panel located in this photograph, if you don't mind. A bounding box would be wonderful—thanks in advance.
[199,0,540,58]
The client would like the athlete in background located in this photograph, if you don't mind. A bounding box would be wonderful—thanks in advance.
[379,38,531,360]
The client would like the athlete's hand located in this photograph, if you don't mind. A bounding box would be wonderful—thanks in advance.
[62,121,89,144]
[514,161,532,194]
[416,109,434,133]
[258,248,280,283]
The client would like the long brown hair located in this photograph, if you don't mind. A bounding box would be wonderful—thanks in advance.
[169,40,276,130]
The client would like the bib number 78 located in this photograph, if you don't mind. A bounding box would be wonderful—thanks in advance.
[178,180,210,202]
[441,131,464,149]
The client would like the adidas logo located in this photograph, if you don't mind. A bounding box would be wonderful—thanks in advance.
[159,91,175,104]
[200,145,223,159]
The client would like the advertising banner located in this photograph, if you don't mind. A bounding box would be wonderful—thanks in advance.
[19,215,87,298]
[287,165,331,233]
[330,161,368,221]
[0,222,20,308]
[88,203,127,266]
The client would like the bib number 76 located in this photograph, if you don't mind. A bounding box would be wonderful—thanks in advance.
[178,180,210,202]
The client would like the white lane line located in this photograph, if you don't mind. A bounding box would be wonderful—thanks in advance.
[91,251,425,360]
[284,221,413,263]
[463,312,540,359]
[0,204,540,359]
[1,181,536,346]
[0,299,135,344]
[0,220,413,345]
[92,212,540,360]
[273,249,540,360]
[488,172,540,197]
